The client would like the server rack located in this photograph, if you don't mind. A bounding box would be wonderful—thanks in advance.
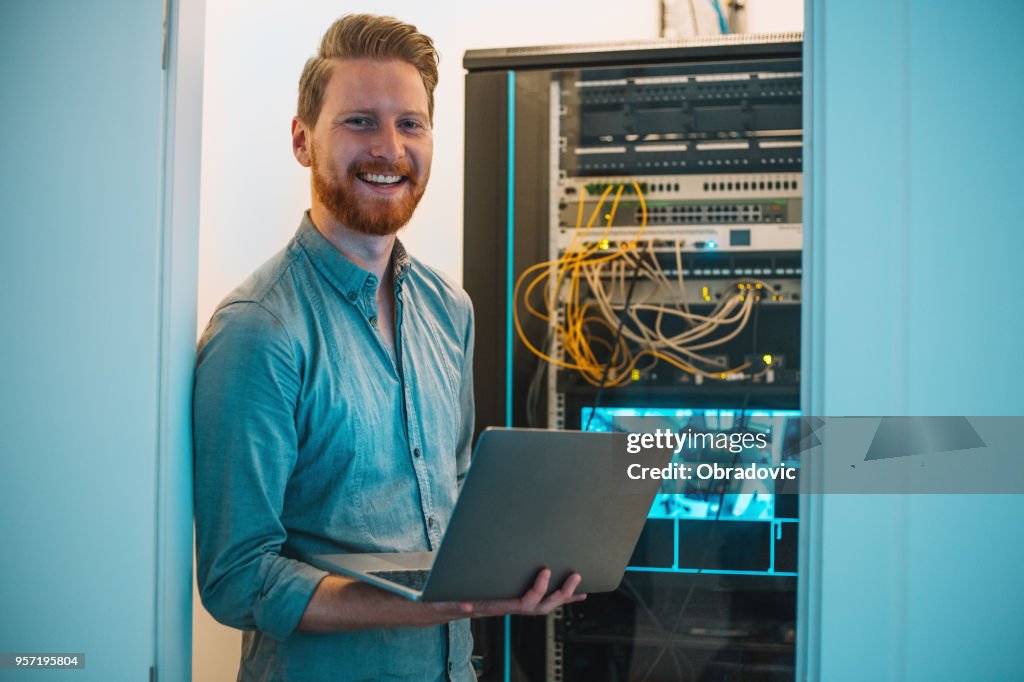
[463,34,804,682]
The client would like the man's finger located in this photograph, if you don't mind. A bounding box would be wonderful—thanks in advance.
[560,573,582,593]
[554,572,582,601]
[534,573,582,614]
[518,568,552,612]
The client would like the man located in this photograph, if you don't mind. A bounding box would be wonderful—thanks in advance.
[193,14,585,681]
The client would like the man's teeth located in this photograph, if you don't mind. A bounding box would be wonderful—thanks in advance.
[360,173,402,184]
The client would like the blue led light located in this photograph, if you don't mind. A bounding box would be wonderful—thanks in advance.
[504,71,515,682]
[708,240,718,249]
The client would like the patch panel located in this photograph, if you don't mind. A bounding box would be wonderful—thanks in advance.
[560,172,802,200]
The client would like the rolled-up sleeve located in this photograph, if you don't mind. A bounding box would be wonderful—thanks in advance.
[193,301,328,641]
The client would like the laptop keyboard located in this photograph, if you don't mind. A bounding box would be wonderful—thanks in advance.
[368,569,429,592]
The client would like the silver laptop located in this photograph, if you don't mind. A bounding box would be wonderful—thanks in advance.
[309,427,672,602]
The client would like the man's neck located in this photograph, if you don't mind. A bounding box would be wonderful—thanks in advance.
[309,205,396,280]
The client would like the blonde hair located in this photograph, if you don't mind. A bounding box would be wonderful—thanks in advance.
[297,14,439,126]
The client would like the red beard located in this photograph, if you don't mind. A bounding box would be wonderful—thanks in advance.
[311,146,427,236]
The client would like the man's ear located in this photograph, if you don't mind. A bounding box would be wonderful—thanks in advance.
[292,117,312,167]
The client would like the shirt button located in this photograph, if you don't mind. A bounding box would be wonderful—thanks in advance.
[448,661,453,672]
[369,316,378,327]
[428,516,435,528]
[413,447,421,458]
[347,291,356,301]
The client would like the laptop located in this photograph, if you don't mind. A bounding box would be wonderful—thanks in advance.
[309,427,673,602]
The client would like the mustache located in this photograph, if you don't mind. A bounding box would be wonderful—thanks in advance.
[350,161,414,178]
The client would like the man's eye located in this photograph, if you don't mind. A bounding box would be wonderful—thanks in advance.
[400,120,423,130]
[347,117,371,127]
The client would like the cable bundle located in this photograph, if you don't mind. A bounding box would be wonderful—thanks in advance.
[514,183,776,386]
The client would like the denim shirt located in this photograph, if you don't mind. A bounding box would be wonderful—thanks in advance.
[193,213,475,681]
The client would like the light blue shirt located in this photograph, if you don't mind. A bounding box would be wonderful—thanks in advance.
[193,213,476,681]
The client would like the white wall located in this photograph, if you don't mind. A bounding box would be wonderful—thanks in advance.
[743,0,803,34]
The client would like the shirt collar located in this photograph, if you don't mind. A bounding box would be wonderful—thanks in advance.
[295,212,412,300]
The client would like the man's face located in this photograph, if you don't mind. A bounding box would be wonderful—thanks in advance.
[302,58,433,236]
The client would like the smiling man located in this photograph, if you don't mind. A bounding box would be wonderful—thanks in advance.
[192,14,584,682]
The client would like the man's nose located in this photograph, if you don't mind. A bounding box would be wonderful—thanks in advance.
[370,124,404,161]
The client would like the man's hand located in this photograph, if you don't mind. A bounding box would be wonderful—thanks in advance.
[298,568,586,632]
[422,568,587,623]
